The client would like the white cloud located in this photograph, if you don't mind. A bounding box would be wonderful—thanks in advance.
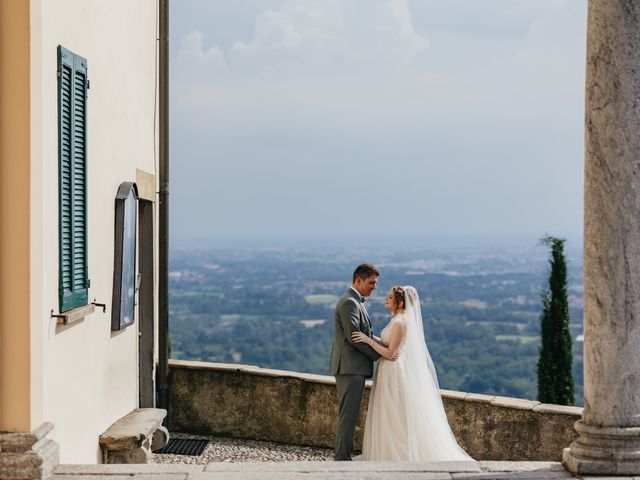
[171,0,435,134]
[228,0,428,72]
[172,0,585,134]
[174,0,428,75]
[170,0,587,238]
[173,29,227,84]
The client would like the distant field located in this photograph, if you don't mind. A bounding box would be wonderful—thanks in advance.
[495,335,539,344]
[304,294,339,304]
[467,321,529,331]
[169,242,584,405]
[460,299,488,309]
[299,319,327,328]
[220,314,263,323]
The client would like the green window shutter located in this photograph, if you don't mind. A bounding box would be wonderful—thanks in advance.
[71,53,88,305]
[58,46,88,312]
[58,47,73,310]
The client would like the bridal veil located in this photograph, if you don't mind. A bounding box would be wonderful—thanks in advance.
[401,285,472,460]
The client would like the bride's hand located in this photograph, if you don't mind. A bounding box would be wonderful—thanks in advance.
[351,331,370,344]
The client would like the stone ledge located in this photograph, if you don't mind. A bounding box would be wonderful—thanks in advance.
[169,360,584,415]
[533,404,583,416]
[51,461,574,480]
[168,360,338,386]
[490,396,541,411]
[168,360,583,461]
[479,461,567,472]
[52,304,96,326]
[202,461,481,473]
[441,390,469,401]
[54,464,205,474]
[0,452,45,469]
[0,424,59,480]
[463,393,494,404]
[0,423,54,454]
[52,475,141,480]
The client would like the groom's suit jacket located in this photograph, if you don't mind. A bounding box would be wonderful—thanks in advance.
[330,288,381,378]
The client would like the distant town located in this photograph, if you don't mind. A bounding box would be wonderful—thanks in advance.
[169,237,584,405]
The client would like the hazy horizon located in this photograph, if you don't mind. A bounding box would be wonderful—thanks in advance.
[170,232,585,256]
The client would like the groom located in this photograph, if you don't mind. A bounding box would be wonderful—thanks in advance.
[330,263,382,461]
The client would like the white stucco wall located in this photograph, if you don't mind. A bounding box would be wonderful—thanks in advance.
[30,0,158,463]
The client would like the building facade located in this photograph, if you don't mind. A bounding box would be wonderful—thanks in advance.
[0,0,159,464]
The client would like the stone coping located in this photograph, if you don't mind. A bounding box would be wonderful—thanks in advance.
[0,422,59,480]
[53,461,563,474]
[201,461,482,473]
[168,360,583,416]
[52,461,572,480]
[0,422,54,448]
[169,360,337,386]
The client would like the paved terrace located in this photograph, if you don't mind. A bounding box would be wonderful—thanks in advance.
[74,362,588,479]
[54,461,579,480]
[53,436,623,479]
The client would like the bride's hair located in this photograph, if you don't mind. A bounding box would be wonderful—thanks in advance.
[391,286,405,310]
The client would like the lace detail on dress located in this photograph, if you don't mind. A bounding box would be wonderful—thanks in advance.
[380,313,406,350]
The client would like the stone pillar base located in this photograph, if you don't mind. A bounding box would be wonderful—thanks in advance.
[562,420,640,475]
[0,423,59,480]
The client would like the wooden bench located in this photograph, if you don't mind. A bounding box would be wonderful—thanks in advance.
[99,408,169,463]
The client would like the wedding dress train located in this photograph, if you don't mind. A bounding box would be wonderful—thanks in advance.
[358,287,473,462]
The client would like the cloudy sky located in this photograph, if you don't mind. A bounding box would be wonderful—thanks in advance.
[170,0,587,242]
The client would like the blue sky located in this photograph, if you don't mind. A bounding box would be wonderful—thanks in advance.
[170,0,587,241]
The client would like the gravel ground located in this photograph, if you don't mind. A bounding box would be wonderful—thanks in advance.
[152,433,334,464]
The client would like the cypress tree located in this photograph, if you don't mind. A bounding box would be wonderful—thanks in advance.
[537,236,575,405]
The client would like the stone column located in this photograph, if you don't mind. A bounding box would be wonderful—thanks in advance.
[563,0,640,475]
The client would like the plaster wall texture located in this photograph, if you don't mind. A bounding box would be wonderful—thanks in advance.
[28,0,158,463]
[168,361,582,462]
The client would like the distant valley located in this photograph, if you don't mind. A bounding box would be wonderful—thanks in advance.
[169,238,584,405]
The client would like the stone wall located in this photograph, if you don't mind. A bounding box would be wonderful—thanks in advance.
[168,360,582,461]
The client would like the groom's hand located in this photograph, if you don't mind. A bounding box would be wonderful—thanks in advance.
[351,331,369,344]
[391,352,400,361]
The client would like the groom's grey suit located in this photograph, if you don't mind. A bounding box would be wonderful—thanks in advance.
[330,287,380,461]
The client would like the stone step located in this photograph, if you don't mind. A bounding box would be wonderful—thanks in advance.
[202,460,481,473]
[53,461,572,479]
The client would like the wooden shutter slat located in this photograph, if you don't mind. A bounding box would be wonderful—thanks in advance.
[72,55,88,298]
[59,56,74,305]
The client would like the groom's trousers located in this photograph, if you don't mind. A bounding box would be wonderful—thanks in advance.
[334,374,366,461]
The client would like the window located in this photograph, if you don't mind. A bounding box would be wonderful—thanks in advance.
[112,182,138,331]
[58,45,89,312]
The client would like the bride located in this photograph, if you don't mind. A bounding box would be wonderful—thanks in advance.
[352,286,474,462]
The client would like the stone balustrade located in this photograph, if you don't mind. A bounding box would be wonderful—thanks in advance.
[168,360,582,461]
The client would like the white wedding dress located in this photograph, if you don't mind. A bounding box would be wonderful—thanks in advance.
[359,286,473,462]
